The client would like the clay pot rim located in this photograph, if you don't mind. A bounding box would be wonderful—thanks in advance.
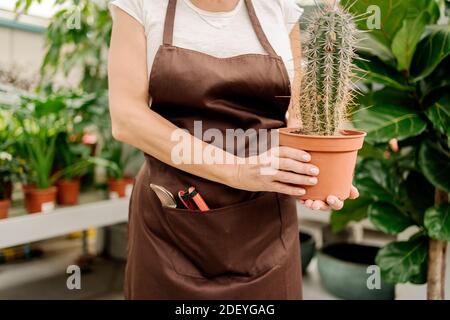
[57,179,80,185]
[279,128,367,140]
[28,186,58,194]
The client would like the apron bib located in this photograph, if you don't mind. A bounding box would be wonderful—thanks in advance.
[126,0,302,299]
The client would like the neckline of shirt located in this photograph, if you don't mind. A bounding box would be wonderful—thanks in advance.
[182,0,244,18]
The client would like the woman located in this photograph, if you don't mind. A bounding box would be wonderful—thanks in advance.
[108,0,358,299]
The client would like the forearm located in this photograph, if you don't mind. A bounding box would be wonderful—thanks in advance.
[110,99,238,187]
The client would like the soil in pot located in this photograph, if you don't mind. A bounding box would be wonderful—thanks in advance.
[0,199,10,219]
[300,232,316,273]
[57,179,80,205]
[279,128,366,201]
[25,186,57,214]
[317,243,395,300]
[108,179,127,199]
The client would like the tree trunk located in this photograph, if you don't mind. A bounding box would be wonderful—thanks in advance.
[427,189,448,300]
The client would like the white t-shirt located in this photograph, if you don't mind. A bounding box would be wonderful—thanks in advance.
[109,0,303,83]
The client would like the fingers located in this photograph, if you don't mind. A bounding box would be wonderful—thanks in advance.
[304,200,329,211]
[278,158,319,176]
[326,195,344,210]
[270,182,306,196]
[276,146,311,163]
[274,170,318,186]
[349,185,359,199]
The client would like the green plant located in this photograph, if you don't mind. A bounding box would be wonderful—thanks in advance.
[297,1,359,135]
[14,96,66,189]
[15,0,111,93]
[0,152,26,200]
[334,0,450,299]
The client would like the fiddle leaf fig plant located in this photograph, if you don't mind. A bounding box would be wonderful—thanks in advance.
[335,0,450,299]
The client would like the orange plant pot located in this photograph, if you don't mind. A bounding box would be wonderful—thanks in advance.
[0,199,10,219]
[279,128,366,201]
[108,179,127,199]
[25,186,58,214]
[57,179,80,205]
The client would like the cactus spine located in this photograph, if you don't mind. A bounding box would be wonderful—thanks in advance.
[297,3,358,136]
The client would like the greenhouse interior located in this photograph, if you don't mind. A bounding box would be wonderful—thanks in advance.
[0,0,450,304]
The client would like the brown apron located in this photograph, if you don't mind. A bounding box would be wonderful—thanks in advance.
[126,0,302,299]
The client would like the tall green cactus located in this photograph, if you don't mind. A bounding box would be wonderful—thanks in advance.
[297,3,359,136]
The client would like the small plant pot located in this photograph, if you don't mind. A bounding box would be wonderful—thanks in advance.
[300,231,316,273]
[57,179,80,205]
[22,184,36,211]
[25,186,57,214]
[317,243,395,300]
[279,128,366,201]
[108,179,127,199]
[0,199,11,220]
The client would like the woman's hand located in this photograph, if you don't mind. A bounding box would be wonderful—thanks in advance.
[300,185,359,211]
[231,146,319,196]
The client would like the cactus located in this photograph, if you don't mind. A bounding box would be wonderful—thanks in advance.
[297,3,359,136]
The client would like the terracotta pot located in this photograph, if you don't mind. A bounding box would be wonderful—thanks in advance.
[108,179,127,199]
[0,199,10,220]
[25,186,57,214]
[57,179,80,205]
[279,128,366,201]
[22,184,36,211]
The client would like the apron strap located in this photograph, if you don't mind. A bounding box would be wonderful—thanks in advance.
[163,0,177,46]
[244,0,278,58]
[163,0,278,57]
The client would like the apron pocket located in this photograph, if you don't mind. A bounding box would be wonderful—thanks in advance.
[161,192,287,278]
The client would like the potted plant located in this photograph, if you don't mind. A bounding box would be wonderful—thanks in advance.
[101,139,137,198]
[279,1,366,200]
[333,0,449,300]
[52,141,92,205]
[14,98,66,214]
[317,242,395,300]
[0,152,25,219]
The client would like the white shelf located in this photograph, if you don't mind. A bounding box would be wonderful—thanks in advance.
[0,197,129,249]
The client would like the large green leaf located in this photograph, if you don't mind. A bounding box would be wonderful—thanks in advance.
[355,54,413,90]
[391,12,430,71]
[419,142,450,193]
[330,197,372,233]
[425,204,450,241]
[342,0,439,51]
[355,160,396,202]
[411,25,450,80]
[369,202,415,234]
[353,103,426,143]
[425,95,450,136]
[376,234,428,284]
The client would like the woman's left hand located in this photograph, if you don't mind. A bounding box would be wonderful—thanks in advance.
[300,185,359,211]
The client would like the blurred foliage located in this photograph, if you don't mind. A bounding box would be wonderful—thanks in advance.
[333,0,450,285]
[15,0,111,93]
[12,0,138,182]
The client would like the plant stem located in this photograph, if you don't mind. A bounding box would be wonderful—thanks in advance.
[427,189,448,300]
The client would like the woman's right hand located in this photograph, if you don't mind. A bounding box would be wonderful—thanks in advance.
[230,146,319,196]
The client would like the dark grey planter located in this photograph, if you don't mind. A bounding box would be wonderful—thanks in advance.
[300,232,316,273]
[317,243,395,300]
